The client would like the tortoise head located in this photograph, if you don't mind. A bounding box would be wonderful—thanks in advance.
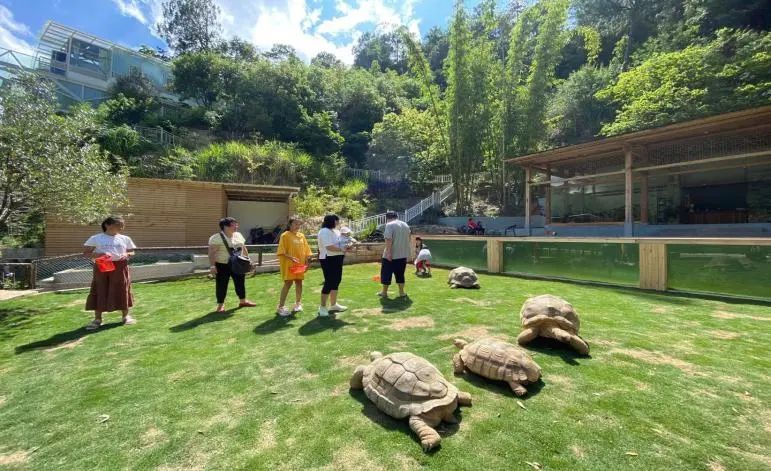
[370,351,383,361]
[453,338,468,349]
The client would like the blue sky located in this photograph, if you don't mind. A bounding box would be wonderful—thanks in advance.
[0,0,499,63]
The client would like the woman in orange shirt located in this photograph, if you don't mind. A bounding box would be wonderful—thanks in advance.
[276,217,313,316]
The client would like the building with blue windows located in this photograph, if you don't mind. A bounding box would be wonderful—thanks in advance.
[0,21,178,108]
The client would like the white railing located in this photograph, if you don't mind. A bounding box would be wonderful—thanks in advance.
[133,125,181,147]
[348,183,454,235]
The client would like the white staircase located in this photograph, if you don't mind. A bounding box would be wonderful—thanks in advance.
[348,183,454,234]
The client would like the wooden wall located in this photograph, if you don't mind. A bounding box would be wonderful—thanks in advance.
[45,179,226,255]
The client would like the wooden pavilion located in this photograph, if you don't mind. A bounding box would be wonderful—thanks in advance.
[507,106,771,237]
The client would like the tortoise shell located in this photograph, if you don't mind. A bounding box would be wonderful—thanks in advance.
[363,352,457,419]
[520,294,580,335]
[448,267,480,288]
[458,338,541,383]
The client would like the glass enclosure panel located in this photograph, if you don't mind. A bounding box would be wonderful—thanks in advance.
[69,38,111,78]
[112,50,171,91]
[667,244,771,299]
[426,239,487,270]
[503,241,640,286]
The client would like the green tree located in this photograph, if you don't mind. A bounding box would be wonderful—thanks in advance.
[353,31,409,74]
[171,52,239,107]
[311,52,344,69]
[597,28,771,136]
[156,0,222,54]
[547,65,617,145]
[0,74,127,228]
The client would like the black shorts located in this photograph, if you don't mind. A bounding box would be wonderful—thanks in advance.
[381,258,407,285]
[320,255,344,294]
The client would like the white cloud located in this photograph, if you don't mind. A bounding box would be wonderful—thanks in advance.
[0,5,34,54]
[114,0,421,64]
[112,0,148,24]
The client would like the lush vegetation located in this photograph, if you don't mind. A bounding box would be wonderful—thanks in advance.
[1,0,769,247]
[0,264,768,469]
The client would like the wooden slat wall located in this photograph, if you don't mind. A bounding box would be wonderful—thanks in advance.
[45,179,226,255]
[639,242,668,290]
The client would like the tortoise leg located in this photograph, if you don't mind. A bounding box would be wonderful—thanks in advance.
[568,335,590,355]
[452,353,465,375]
[546,326,572,344]
[456,391,472,407]
[409,415,441,451]
[508,381,527,397]
[517,327,539,346]
[349,366,365,389]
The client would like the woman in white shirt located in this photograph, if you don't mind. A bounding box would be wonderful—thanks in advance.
[317,214,350,317]
[208,217,257,313]
[83,216,137,330]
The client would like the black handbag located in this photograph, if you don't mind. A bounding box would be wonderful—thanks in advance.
[219,232,252,275]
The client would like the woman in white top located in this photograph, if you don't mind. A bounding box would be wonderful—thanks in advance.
[208,217,256,313]
[317,214,350,317]
[83,216,136,330]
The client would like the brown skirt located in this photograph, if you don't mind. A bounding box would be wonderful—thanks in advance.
[86,259,133,312]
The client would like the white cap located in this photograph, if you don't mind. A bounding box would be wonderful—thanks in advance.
[340,226,352,234]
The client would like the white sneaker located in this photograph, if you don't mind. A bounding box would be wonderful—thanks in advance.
[329,303,347,312]
[318,306,330,317]
[292,303,303,313]
[277,306,291,317]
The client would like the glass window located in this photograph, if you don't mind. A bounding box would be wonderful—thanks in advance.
[69,38,111,78]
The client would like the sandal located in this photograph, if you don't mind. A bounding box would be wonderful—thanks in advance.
[123,315,137,325]
[85,319,102,331]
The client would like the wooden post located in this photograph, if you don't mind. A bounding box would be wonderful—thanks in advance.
[639,242,667,291]
[524,167,531,234]
[545,165,552,225]
[624,145,633,236]
[258,246,263,267]
[487,240,503,273]
[640,172,649,224]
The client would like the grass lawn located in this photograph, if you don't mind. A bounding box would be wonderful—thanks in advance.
[0,263,769,470]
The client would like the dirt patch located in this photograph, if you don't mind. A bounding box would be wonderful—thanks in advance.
[571,445,585,459]
[707,459,726,471]
[64,298,86,307]
[651,306,669,314]
[337,354,369,369]
[436,326,494,341]
[712,310,769,321]
[0,290,38,301]
[392,453,422,470]
[389,341,409,351]
[454,297,493,307]
[726,447,771,468]
[633,381,650,391]
[322,443,382,471]
[709,330,740,340]
[593,339,620,347]
[0,396,6,407]
[157,451,210,471]
[44,337,85,352]
[611,348,699,375]
[0,450,30,465]
[204,395,246,428]
[351,308,382,317]
[257,419,277,450]
[330,383,350,397]
[386,316,435,331]
[140,427,168,449]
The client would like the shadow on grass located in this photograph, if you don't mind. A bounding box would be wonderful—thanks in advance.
[523,337,591,366]
[298,315,353,336]
[254,314,297,335]
[0,307,42,341]
[378,296,413,313]
[348,388,462,453]
[169,309,237,332]
[15,322,122,354]
[457,371,545,399]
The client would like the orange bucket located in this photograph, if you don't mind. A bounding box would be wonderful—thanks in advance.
[372,275,381,282]
[289,264,308,275]
[95,255,115,273]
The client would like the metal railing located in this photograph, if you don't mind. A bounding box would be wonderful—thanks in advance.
[348,183,455,235]
[133,126,181,148]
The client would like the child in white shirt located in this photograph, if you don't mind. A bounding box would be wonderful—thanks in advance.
[337,226,358,250]
[414,245,432,276]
